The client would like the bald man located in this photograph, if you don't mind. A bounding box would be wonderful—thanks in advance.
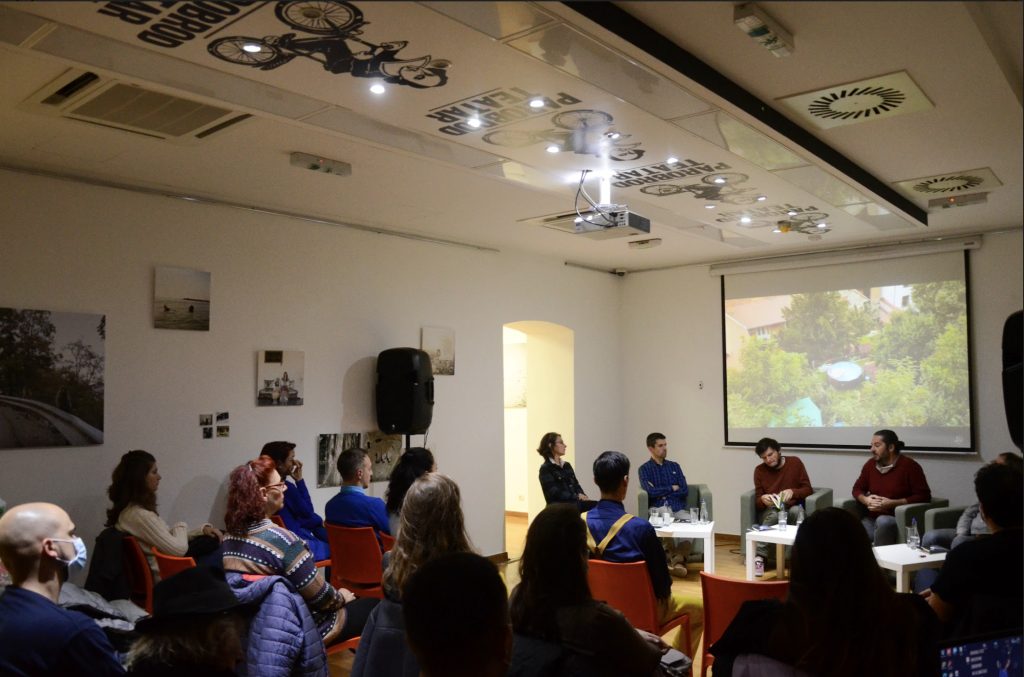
[0,502,125,676]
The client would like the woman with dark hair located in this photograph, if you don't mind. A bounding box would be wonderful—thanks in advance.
[351,473,474,677]
[508,503,668,677]
[221,456,377,647]
[384,447,435,535]
[107,449,223,579]
[711,507,939,677]
[852,429,932,545]
[537,432,592,510]
[259,440,330,560]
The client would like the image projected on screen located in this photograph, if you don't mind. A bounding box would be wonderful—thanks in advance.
[722,250,972,452]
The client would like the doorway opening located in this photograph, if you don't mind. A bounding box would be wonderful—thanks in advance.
[502,321,574,562]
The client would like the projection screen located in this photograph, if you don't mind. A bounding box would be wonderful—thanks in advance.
[721,250,973,452]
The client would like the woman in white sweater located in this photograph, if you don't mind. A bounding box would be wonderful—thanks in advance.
[106,449,223,579]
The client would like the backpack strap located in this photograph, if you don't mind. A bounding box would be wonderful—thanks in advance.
[583,512,634,557]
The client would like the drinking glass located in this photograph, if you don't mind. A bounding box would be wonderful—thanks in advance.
[689,507,699,524]
[778,509,788,531]
[906,523,920,549]
[649,508,661,526]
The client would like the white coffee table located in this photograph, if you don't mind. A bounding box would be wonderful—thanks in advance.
[744,526,798,580]
[653,520,716,574]
[872,544,946,592]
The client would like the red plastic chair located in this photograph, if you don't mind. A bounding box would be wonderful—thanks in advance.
[151,546,196,580]
[325,524,385,599]
[380,532,396,553]
[121,535,154,613]
[587,559,692,656]
[699,571,789,677]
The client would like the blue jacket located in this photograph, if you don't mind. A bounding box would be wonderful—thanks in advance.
[325,486,390,535]
[279,478,331,561]
[227,572,328,677]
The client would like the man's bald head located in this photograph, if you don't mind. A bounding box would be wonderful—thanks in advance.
[0,503,73,583]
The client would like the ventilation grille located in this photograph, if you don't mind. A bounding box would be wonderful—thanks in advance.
[778,71,933,130]
[20,69,251,144]
[894,167,1002,198]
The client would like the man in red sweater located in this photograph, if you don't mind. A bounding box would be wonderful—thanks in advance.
[851,429,931,545]
[752,438,813,575]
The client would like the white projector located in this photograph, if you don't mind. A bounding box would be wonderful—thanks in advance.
[573,208,652,240]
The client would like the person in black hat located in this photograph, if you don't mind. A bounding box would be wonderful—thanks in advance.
[125,565,252,676]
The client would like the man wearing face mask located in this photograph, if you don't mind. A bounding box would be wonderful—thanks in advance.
[0,502,125,675]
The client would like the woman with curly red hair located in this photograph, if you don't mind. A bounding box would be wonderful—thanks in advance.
[222,456,377,646]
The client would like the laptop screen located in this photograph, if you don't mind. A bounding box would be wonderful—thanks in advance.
[939,632,1022,677]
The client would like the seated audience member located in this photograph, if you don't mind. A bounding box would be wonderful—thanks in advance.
[585,450,704,655]
[537,432,593,511]
[0,502,125,676]
[924,462,1023,638]
[405,552,512,677]
[851,429,931,545]
[384,447,435,535]
[510,503,668,677]
[639,433,692,577]
[324,447,390,535]
[126,566,250,675]
[351,473,474,677]
[107,449,224,579]
[752,437,813,574]
[221,456,377,648]
[711,507,938,677]
[260,440,330,561]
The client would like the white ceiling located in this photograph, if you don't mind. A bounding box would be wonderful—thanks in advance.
[0,1,1020,272]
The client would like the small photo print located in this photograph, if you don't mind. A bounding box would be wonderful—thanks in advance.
[216,425,230,438]
[202,426,213,439]
[317,432,362,488]
[153,266,210,331]
[366,431,403,482]
[256,350,305,406]
[421,326,454,375]
[199,414,213,426]
[216,412,229,422]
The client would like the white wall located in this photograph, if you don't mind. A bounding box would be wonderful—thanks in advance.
[0,168,625,570]
[620,230,1023,534]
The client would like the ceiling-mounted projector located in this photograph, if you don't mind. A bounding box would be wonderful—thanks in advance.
[531,205,650,240]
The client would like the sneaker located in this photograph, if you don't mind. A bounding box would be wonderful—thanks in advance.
[754,556,765,577]
[669,563,689,578]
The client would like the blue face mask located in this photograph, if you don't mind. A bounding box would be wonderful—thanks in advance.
[51,536,88,573]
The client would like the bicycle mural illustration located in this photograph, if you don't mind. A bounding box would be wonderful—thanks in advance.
[208,1,451,89]
[482,109,645,162]
[639,172,762,205]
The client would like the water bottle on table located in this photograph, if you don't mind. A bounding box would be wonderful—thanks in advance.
[699,498,708,524]
[906,517,920,549]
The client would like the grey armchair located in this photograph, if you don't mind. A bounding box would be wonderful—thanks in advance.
[841,497,949,544]
[638,484,712,562]
[924,505,967,533]
[739,487,833,556]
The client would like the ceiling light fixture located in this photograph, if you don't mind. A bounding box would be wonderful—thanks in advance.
[756,195,767,201]
[734,3,794,58]
[467,117,482,128]
[546,144,560,153]
[704,204,716,209]
[787,210,798,216]
[369,83,386,95]
[713,177,727,184]
[667,157,679,164]
[242,43,262,53]
[529,98,545,108]
[740,216,752,224]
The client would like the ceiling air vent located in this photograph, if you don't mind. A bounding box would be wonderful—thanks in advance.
[894,167,1002,200]
[20,69,251,144]
[778,71,933,130]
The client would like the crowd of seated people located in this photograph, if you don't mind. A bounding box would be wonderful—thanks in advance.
[1,428,1021,676]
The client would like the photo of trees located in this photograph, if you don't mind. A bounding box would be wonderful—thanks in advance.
[0,307,105,448]
[725,280,968,430]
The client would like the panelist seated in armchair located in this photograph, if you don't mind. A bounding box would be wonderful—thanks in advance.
[750,437,813,574]
[851,429,931,545]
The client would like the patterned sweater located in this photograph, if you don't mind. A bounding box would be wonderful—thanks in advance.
[223,518,344,642]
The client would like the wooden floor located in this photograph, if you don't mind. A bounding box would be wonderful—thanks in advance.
[329,514,764,676]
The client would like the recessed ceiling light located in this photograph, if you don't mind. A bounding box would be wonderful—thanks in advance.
[545,144,560,153]
[714,177,727,184]
[756,195,767,201]
[370,83,386,95]
[772,227,782,233]
[242,43,263,53]
[585,215,594,221]
[529,98,545,108]
[740,216,752,224]
[787,210,798,216]
[817,222,828,229]
[704,204,716,209]
[467,117,482,128]
[667,157,679,164]
[574,216,583,223]
[607,132,621,140]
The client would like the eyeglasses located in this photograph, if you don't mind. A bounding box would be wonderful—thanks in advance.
[265,481,287,491]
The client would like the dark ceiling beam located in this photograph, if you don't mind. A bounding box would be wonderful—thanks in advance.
[563,1,928,226]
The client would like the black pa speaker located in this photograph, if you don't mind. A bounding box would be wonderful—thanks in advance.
[1003,310,1022,450]
[376,348,434,435]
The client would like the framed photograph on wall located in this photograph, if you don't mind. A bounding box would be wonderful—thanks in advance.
[366,431,403,482]
[317,432,363,488]
[421,326,455,375]
[153,266,210,330]
[256,350,305,406]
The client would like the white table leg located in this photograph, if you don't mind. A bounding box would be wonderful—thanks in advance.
[745,536,755,580]
[705,531,715,574]
[897,571,909,593]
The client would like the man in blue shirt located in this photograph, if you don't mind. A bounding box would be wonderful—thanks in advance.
[325,447,391,536]
[0,502,125,676]
[262,440,330,560]
[585,451,703,656]
[638,432,692,577]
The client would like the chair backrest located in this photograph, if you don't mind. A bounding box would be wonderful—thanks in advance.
[380,532,396,553]
[121,535,154,613]
[700,571,789,660]
[586,559,660,633]
[151,546,197,580]
[269,514,286,528]
[325,524,384,594]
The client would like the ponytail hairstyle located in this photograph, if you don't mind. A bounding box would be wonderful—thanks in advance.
[872,429,904,454]
[537,433,560,461]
